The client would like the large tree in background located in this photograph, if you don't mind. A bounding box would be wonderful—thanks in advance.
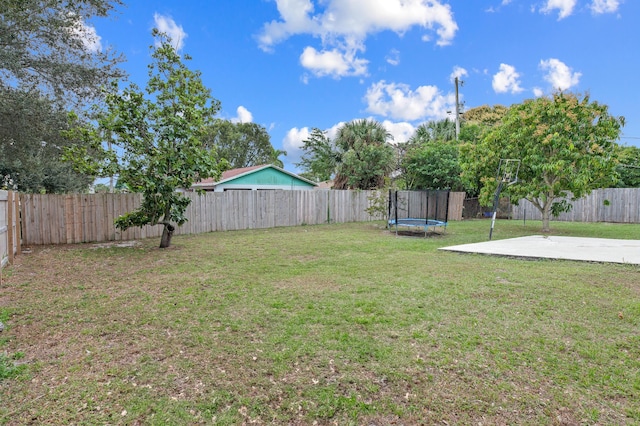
[204,119,285,169]
[615,145,640,188]
[399,119,463,190]
[0,0,125,192]
[296,121,395,189]
[402,142,464,191]
[0,0,125,105]
[453,106,512,196]
[461,92,624,232]
[295,128,337,183]
[65,31,224,248]
[462,105,509,127]
[333,119,395,190]
[0,88,93,192]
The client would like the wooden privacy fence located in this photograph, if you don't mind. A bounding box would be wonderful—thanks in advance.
[19,190,466,246]
[1,190,21,269]
[511,188,640,223]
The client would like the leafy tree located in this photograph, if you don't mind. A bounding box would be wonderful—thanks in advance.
[296,120,395,189]
[402,142,464,190]
[463,105,509,127]
[398,118,463,191]
[295,128,337,182]
[0,0,125,106]
[461,92,624,232]
[1,0,125,192]
[455,123,493,197]
[0,87,93,192]
[93,183,110,193]
[204,120,285,169]
[615,145,640,188]
[333,119,395,190]
[65,31,224,248]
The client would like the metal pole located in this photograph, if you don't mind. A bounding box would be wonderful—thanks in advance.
[454,77,460,140]
[489,180,504,240]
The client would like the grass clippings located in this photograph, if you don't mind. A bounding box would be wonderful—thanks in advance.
[1,220,639,425]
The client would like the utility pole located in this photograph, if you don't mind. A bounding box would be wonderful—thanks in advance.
[454,76,461,140]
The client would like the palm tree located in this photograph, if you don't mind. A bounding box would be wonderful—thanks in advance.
[333,119,395,190]
[409,118,456,145]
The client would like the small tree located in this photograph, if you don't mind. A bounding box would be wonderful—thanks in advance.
[295,127,337,183]
[461,92,624,232]
[65,30,224,248]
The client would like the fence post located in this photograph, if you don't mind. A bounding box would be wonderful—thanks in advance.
[7,191,13,265]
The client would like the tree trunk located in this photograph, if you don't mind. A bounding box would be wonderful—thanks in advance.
[541,203,551,233]
[159,223,175,248]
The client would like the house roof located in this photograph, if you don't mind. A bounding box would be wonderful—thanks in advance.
[193,164,317,188]
[195,165,264,186]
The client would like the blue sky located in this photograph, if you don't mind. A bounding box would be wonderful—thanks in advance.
[86,0,639,172]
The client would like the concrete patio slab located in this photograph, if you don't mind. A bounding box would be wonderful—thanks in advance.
[440,235,640,265]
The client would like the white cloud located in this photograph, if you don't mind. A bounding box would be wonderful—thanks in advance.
[386,49,400,66]
[259,0,457,48]
[540,0,577,19]
[154,13,187,50]
[325,122,344,141]
[259,0,458,77]
[364,80,455,122]
[486,0,513,13]
[69,15,102,52]
[299,42,368,78]
[539,58,581,91]
[533,87,545,97]
[590,0,620,14]
[283,127,310,157]
[450,66,468,83]
[231,106,253,123]
[492,63,524,94]
[281,127,309,168]
[258,0,320,49]
[381,120,415,144]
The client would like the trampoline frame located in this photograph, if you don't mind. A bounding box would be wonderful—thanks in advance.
[387,190,450,237]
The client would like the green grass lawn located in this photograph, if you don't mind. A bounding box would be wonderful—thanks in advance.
[1,219,639,425]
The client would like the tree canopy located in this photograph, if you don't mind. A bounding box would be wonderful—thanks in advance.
[333,119,395,190]
[295,120,395,190]
[295,128,337,183]
[461,92,624,231]
[615,145,640,188]
[0,0,126,192]
[65,31,224,248]
[0,0,125,106]
[204,120,285,169]
[408,119,457,145]
[399,119,465,191]
[462,104,509,127]
[401,141,464,191]
[0,87,93,192]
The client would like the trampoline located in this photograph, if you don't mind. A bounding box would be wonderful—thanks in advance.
[387,190,450,237]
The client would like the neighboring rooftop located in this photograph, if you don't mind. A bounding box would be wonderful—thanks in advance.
[192,164,317,192]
